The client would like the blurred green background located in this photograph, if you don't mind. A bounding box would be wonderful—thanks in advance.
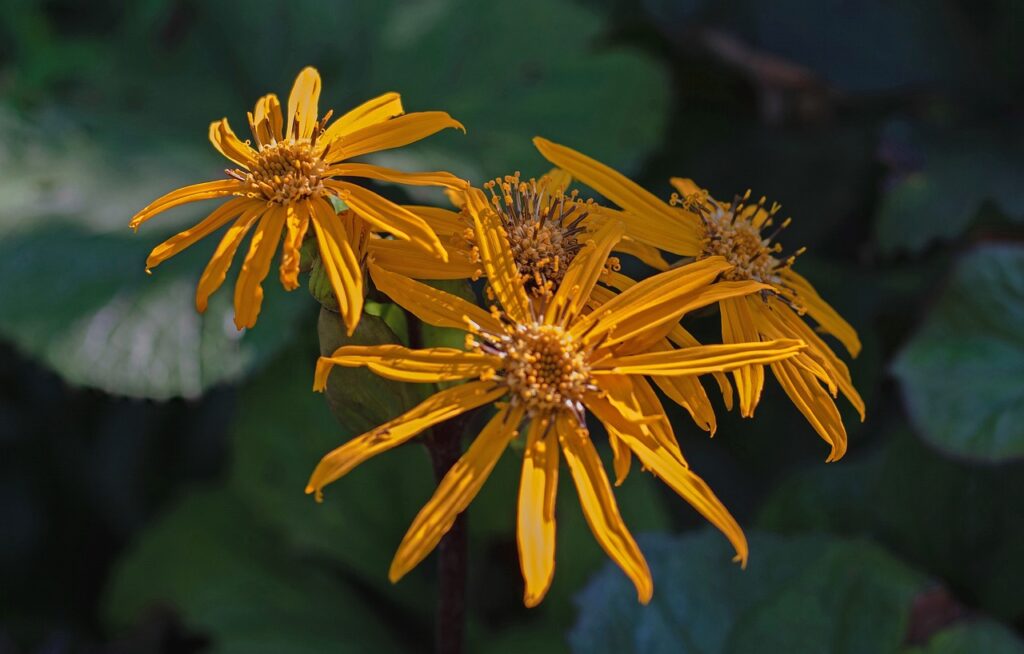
[1,0,1023,652]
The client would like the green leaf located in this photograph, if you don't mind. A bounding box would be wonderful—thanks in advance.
[757,430,1024,622]
[0,223,307,399]
[906,620,1024,654]
[570,530,926,654]
[875,130,1024,255]
[891,244,1024,462]
[103,488,410,654]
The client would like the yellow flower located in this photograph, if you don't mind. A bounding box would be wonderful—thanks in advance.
[130,67,467,333]
[307,207,806,606]
[534,137,865,461]
[366,170,669,286]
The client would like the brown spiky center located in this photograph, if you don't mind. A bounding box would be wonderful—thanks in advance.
[485,173,590,296]
[470,321,593,418]
[676,189,800,284]
[237,140,327,205]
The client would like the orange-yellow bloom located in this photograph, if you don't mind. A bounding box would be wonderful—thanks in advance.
[534,137,864,461]
[308,209,805,606]
[130,67,467,333]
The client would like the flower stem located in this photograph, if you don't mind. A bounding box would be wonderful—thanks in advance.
[426,425,467,654]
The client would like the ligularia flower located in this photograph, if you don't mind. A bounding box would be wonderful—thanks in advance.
[130,67,466,333]
[534,138,864,460]
[308,204,805,606]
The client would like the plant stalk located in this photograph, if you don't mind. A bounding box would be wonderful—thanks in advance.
[426,426,468,654]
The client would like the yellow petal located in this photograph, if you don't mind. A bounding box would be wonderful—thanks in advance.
[196,204,266,312]
[251,93,283,146]
[130,180,241,230]
[208,118,257,168]
[668,177,702,197]
[539,167,573,196]
[279,203,311,291]
[328,163,468,191]
[546,218,625,325]
[468,198,532,323]
[233,205,287,329]
[533,138,702,255]
[595,340,806,376]
[558,413,652,604]
[320,92,404,145]
[721,296,766,417]
[144,197,254,271]
[399,205,467,238]
[666,323,733,411]
[368,238,478,280]
[607,429,632,486]
[315,344,499,386]
[782,269,861,357]
[306,381,506,498]
[641,338,718,434]
[286,66,321,140]
[311,198,364,335]
[390,405,524,582]
[573,257,733,346]
[369,261,502,333]
[606,419,748,567]
[770,359,848,461]
[588,374,683,464]
[328,111,464,162]
[615,235,670,271]
[329,181,447,261]
[517,417,559,607]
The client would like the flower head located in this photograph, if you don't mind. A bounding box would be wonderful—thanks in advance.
[130,66,467,333]
[308,207,805,606]
[534,137,864,461]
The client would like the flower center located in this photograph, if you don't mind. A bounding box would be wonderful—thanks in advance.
[240,140,327,205]
[471,321,593,418]
[485,173,590,296]
[676,189,798,284]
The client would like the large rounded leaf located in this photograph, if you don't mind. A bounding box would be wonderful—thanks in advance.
[0,224,307,400]
[892,244,1024,462]
[570,530,925,654]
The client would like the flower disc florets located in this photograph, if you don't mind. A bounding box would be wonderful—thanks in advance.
[239,140,327,205]
[470,321,593,418]
[485,173,590,296]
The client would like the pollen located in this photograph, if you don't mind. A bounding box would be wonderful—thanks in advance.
[676,188,799,284]
[470,321,593,419]
[484,173,590,296]
[235,140,328,205]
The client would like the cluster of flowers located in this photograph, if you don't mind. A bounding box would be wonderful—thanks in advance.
[132,68,863,606]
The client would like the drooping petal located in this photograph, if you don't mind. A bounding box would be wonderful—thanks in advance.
[558,414,653,604]
[311,198,364,335]
[533,138,702,256]
[667,324,734,411]
[306,381,506,499]
[517,417,559,607]
[468,198,532,323]
[130,180,242,230]
[398,205,467,238]
[369,262,502,333]
[720,296,766,418]
[770,358,848,461]
[251,93,283,146]
[326,111,464,162]
[367,238,478,280]
[615,235,670,271]
[641,338,719,434]
[286,66,322,139]
[390,405,524,582]
[315,344,499,386]
[279,203,311,290]
[546,218,625,325]
[320,92,404,145]
[144,197,255,271]
[195,203,266,312]
[668,177,702,198]
[781,269,862,357]
[594,340,806,376]
[606,417,748,567]
[329,181,448,261]
[328,163,468,191]
[209,118,257,168]
[587,374,683,464]
[233,205,287,330]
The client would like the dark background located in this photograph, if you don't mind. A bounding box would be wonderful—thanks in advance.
[1,1,1023,652]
